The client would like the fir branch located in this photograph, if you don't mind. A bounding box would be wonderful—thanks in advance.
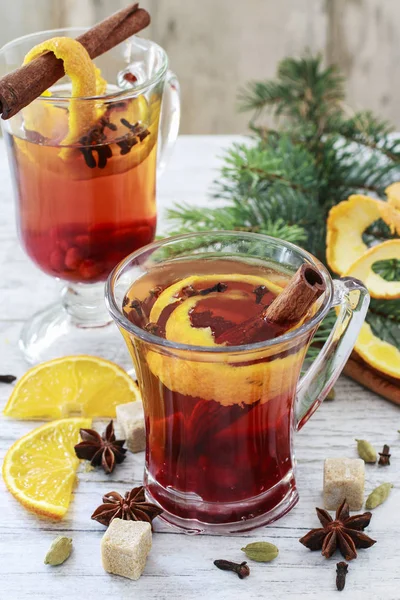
[238,55,344,129]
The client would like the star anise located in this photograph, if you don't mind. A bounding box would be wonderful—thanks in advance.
[299,500,376,561]
[74,420,126,474]
[91,486,163,528]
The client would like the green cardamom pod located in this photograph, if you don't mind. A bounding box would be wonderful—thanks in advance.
[355,439,377,463]
[44,535,73,566]
[326,388,335,401]
[365,483,393,509]
[241,541,279,562]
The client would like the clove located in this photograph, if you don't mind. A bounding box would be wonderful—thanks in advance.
[213,559,250,579]
[199,282,228,296]
[0,374,17,384]
[378,444,391,466]
[336,562,348,591]
[253,285,267,304]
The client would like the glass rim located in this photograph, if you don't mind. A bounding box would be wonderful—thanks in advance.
[0,28,168,102]
[105,231,334,354]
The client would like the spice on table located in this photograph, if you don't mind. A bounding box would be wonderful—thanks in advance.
[326,387,335,401]
[378,445,391,466]
[323,458,364,511]
[44,535,73,566]
[365,483,393,509]
[101,519,152,580]
[213,559,250,579]
[299,499,376,561]
[241,541,279,562]
[355,439,377,463]
[91,486,163,528]
[116,401,145,453]
[74,420,126,474]
[0,375,17,384]
[336,561,348,591]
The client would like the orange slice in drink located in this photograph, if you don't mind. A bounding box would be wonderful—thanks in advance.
[23,37,106,152]
[146,273,307,406]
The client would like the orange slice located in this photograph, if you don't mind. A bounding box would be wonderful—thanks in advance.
[2,418,91,519]
[3,356,140,420]
[145,273,308,405]
[355,323,400,379]
[343,240,400,299]
[326,195,383,275]
[23,37,106,152]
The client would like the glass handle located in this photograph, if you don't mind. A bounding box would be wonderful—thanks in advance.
[295,277,370,431]
[157,70,181,176]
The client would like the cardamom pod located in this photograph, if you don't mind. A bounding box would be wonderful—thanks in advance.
[44,535,73,566]
[365,483,393,509]
[241,541,279,562]
[355,439,377,463]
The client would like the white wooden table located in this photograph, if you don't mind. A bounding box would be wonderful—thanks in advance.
[0,136,399,600]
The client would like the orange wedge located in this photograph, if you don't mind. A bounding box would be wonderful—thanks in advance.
[3,356,140,420]
[2,418,91,519]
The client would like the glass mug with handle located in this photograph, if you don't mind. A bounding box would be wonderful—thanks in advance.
[106,231,369,534]
[0,31,180,364]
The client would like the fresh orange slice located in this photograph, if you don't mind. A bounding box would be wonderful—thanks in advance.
[2,418,91,519]
[3,356,140,420]
[355,323,400,379]
[343,240,400,299]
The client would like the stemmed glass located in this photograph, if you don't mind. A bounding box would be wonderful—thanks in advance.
[0,31,180,364]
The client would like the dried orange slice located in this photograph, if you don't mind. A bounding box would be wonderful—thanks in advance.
[343,240,400,299]
[3,356,140,420]
[355,323,400,379]
[23,37,106,150]
[326,195,383,275]
[2,418,91,519]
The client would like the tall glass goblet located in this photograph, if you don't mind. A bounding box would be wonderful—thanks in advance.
[0,31,180,364]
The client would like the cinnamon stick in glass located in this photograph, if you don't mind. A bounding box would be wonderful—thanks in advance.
[216,264,326,346]
[0,3,150,119]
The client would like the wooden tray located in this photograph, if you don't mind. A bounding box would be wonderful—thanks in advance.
[343,351,400,405]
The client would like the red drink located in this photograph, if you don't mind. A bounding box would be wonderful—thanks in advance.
[5,98,158,283]
[122,258,311,528]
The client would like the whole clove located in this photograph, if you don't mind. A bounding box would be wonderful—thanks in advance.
[336,561,348,591]
[253,285,267,304]
[0,374,17,384]
[378,444,391,466]
[144,322,159,335]
[199,282,228,296]
[213,559,250,579]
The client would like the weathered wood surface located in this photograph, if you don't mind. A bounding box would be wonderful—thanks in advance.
[0,1,400,133]
[0,136,399,599]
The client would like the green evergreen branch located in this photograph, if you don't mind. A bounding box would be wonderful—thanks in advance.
[167,54,400,358]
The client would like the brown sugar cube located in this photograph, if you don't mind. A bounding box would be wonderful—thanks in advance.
[116,401,145,453]
[101,519,152,580]
[323,458,365,511]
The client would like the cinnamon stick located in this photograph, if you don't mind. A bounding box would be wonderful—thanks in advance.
[0,3,150,119]
[216,264,326,346]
